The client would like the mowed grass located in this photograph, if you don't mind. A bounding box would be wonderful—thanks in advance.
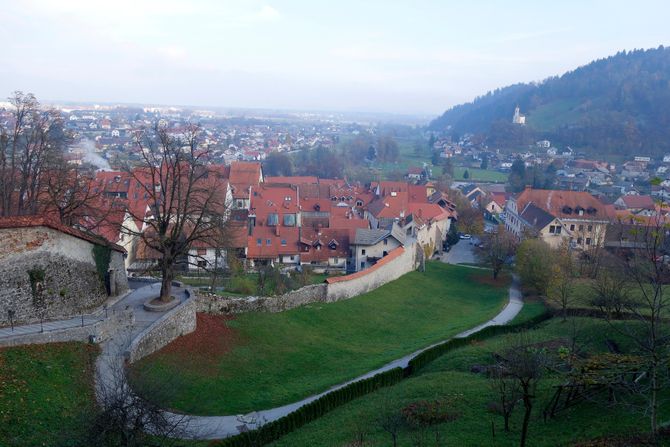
[453,166,508,182]
[129,262,510,415]
[0,342,98,447]
[269,315,670,447]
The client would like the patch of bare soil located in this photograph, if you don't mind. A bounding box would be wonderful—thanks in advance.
[154,313,239,375]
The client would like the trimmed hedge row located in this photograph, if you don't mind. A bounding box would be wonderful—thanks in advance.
[213,309,553,447]
[215,367,405,447]
[406,310,553,374]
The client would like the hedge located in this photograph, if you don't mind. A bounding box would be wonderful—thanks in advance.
[212,309,553,447]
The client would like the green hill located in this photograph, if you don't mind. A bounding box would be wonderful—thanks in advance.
[429,46,670,156]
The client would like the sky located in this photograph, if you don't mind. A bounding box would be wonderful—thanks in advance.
[1,0,669,116]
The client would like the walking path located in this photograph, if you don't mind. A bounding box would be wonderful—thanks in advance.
[4,275,523,441]
[164,276,524,440]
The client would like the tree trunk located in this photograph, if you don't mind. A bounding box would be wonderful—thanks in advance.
[160,263,174,302]
[650,360,659,437]
[520,387,532,447]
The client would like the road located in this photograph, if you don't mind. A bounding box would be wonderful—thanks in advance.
[440,237,480,265]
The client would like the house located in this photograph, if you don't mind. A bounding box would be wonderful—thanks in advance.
[406,167,423,181]
[614,195,656,216]
[504,188,613,249]
[299,228,350,271]
[229,161,263,209]
[350,225,405,272]
[483,192,509,215]
[0,215,128,326]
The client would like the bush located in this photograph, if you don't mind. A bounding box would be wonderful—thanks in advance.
[228,277,256,295]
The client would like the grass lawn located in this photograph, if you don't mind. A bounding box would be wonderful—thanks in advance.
[453,166,508,183]
[268,315,669,446]
[129,262,510,415]
[0,342,98,447]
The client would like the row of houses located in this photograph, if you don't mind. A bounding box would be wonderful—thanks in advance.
[90,162,457,275]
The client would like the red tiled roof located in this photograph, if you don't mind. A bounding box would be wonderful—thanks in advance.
[618,195,655,210]
[0,215,126,253]
[515,188,613,221]
[266,176,318,185]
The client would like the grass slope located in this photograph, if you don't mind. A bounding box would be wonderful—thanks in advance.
[269,315,669,446]
[0,342,98,447]
[453,166,508,182]
[130,263,510,415]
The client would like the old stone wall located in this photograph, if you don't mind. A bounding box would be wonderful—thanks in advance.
[0,309,134,348]
[126,297,197,363]
[0,226,128,326]
[196,283,328,315]
[326,244,417,301]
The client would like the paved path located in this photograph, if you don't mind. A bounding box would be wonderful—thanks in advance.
[162,276,524,440]
[441,238,479,265]
[5,275,523,441]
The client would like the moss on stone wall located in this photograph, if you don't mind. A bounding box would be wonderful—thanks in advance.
[92,244,111,284]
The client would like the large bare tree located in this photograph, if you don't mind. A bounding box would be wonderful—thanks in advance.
[600,214,670,437]
[0,91,67,216]
[124,123,229,301]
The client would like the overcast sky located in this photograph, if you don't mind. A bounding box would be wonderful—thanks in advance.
[1,0,669,115]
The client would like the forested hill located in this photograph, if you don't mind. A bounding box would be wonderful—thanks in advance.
[429,46,670,156]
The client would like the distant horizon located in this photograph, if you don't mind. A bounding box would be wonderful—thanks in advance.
[1,1,669,115]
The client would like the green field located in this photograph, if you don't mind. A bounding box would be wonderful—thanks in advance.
[453,166,508,182]
[0,342,98,447]
[269,314,669,446]
[129,263,510,415]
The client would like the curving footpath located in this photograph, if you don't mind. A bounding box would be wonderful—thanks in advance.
[150,275,524,440]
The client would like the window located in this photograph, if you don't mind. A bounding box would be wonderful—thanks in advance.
[579,225,584,231]
[197,260,207,268]
[360,262,365,269]
[356,200,363,206]
[256,238,262,246]
[588,225,593,232]
[549,225,556,234]
[333,257,338,264]
[383,238,388,245]
[289,255,294,261]
[283,214,296,227]
[281,239,287,246]
[284,195,292,201]
[570,224,575,231]
[266,239,271,246]
[577,237,583,244]
[586,238,592,245]
[267,213,279,226]
[383,251,388,256]
[361,249,366,255]
[236,200,243,208]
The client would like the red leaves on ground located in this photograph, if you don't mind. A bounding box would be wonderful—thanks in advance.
[153,313,238,375]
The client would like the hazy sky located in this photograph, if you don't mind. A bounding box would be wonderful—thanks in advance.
[1,0,668,115]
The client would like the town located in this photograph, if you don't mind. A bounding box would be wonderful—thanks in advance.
[3,2,670,446]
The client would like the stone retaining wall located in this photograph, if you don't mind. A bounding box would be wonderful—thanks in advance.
[196,283,328,315]
[326,244,418,301]
[126,296,197,363]
[0,309,134,348]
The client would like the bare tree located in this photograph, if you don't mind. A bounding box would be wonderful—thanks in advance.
[599,215,670,437]
[123,124,229,302]
[482,225,517,280]
[497,333,547,447]
[590,265,632,318]
[489,366,521,432]
[376,395,404,447]
[0,91,67,216]
[91,356,190,447]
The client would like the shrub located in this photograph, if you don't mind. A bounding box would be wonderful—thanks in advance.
[229,277,256,295]
[401,398,459,427]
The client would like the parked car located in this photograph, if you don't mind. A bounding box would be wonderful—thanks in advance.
[460,234,472,240]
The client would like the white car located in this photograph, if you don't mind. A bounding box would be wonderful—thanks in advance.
[459,234,472,240]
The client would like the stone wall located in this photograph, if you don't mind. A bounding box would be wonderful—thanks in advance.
[126,297,197,363]
[0,309,134,348]
[196,244,418,315]
[195,283,328,315]
[0,226,128,326]
[326,244,417,301]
